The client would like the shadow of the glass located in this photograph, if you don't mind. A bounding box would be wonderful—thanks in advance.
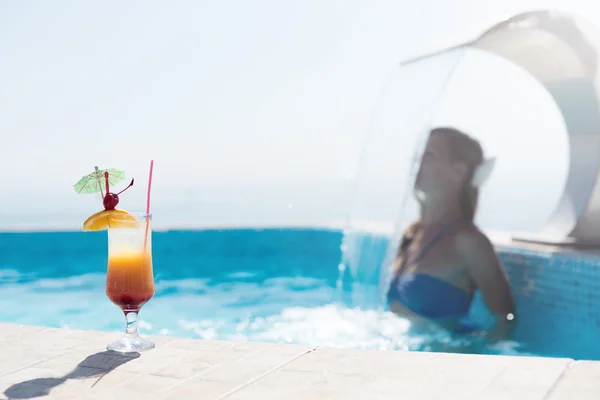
[4,350,140,399]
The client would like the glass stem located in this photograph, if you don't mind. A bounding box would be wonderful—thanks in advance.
[125,311,139,336]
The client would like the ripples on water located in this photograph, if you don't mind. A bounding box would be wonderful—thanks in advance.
[0,229,542,358]
[0,269,530,357]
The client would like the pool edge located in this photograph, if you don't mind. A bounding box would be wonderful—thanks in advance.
[0,322,597,399]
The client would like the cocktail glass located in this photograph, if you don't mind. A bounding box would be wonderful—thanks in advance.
[105,212,155,352]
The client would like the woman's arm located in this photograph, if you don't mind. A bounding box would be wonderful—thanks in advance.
[456,228,516,338]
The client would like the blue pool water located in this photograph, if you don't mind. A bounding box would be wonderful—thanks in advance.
[0,228,592,359]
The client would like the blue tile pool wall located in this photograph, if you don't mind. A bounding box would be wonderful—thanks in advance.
[491,246,600,360]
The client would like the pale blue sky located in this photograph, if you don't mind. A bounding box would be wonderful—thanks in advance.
[0,0,598,231]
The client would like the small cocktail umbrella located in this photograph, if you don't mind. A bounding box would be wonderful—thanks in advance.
[74,166,126,196]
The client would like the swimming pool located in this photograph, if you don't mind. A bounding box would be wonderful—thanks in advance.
[0,228,596,360]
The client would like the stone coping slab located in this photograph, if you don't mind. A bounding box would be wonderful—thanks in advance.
[0,323,598,399]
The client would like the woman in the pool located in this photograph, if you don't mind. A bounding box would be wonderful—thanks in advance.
[387,127,516,338]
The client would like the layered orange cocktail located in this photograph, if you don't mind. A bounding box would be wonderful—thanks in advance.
[81,171,156,352]
[106,251,155,313]
[105,216,155,314]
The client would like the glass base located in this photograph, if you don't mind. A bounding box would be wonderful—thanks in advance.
[107,332,155,353]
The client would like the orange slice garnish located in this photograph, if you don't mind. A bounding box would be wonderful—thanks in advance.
[83,209,139,231]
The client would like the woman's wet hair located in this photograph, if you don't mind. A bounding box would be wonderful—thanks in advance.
[400,127,484,247]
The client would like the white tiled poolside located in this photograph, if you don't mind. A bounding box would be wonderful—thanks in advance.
[0,323,598,399]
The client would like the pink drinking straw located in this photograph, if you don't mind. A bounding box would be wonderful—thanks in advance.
[143,160,154,251]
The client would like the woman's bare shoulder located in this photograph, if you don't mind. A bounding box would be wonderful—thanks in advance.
[453,222,494,255]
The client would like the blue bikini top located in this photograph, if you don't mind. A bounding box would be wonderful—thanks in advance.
[387,273,472,319]
[386,218,472,319]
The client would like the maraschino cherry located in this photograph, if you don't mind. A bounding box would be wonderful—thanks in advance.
[103,171,134,210]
